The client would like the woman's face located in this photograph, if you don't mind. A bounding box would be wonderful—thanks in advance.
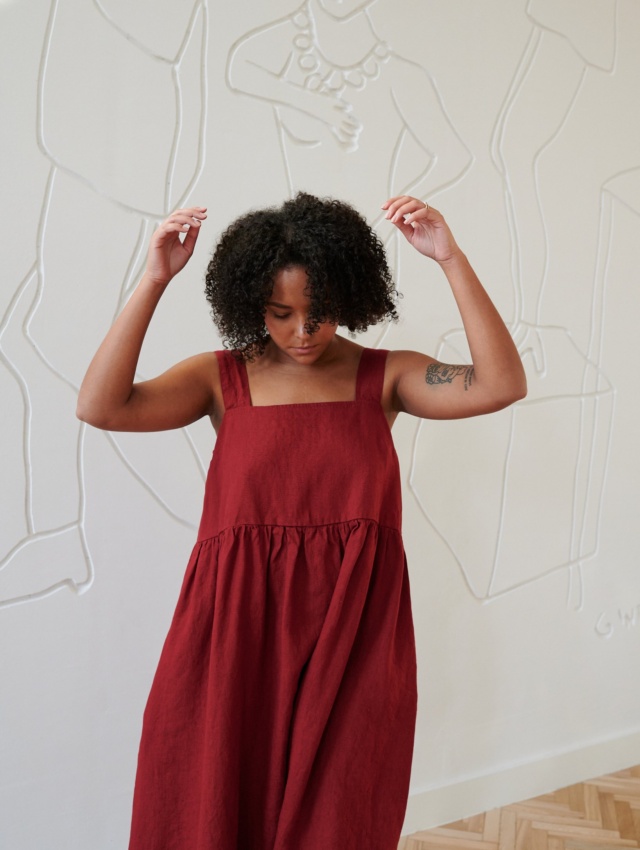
[264,265,338,363]
[316,0,373,21]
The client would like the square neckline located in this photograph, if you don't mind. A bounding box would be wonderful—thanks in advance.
[240,346,368,410]
[215,346,390,417]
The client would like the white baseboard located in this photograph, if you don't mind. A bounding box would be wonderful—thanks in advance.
[402,729,640,835]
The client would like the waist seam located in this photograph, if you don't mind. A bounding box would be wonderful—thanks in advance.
[196,517,402,545]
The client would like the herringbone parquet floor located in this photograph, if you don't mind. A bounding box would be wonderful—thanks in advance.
[400,766,640,850]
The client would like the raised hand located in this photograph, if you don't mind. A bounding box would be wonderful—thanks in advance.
[382,196,460,264]
[146,207,208,286]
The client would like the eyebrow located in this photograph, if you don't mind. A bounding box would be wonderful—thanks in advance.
[266,301,291,309]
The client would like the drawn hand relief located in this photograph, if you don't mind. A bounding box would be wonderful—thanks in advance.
[225,0,472,314]
[411,1,624,610]
[0,0,209,609]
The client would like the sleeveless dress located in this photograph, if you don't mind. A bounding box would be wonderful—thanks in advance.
[128,346,418,850]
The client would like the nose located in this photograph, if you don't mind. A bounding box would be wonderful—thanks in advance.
[296,316,314,337]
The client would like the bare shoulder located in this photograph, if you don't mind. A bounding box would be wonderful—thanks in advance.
[203,350,225,430]
[385,348,434,373]
[158,349,224,425]
[384,348,435,389]
[177,350,221,391]
[163,348,228,428]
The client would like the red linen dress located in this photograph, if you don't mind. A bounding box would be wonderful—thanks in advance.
[128,346,418,850]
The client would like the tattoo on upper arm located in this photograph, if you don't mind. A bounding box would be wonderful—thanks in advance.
[425,363,475,391]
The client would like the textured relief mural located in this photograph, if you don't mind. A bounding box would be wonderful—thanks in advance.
[407,0,639,611]
[591,166,640,636]
[2,0,638,619]
[0,0,209,608]
[3,1,640,846]
[226,0,472,267]
[227,0,636,614]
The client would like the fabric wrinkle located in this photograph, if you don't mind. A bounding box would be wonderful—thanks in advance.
[128,347,418,850]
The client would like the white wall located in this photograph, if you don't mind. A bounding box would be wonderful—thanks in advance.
[2,1,640,846]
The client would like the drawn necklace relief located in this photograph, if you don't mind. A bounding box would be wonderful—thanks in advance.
[4,0,632,620]
[290,6,391,99]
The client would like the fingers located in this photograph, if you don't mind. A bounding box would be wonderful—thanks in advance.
[157,207,208,236]
[380,196,429,243]
[148,207,207,278]
[181,215,203,254]
[381,195,434,224]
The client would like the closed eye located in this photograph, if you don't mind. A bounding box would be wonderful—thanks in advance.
[273,313,291,320]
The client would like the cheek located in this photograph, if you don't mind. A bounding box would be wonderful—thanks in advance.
[317,322,338,341]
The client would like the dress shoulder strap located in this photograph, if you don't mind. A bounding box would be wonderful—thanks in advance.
[356,347,389,403]
[214,349,251,409]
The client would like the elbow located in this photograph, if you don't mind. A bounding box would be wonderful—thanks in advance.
[508,373,528,404]
[76,406,97,428]
[76,398,111,430]
[75,398,89,424]
[495,374,528,410]
[514,369,528,402]
[481,375,527,414]
[499,358,528,406]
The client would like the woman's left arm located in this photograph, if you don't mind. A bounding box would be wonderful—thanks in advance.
[382,195,527,420]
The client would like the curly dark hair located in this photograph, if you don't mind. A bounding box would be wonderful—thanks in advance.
[204,192,401,361]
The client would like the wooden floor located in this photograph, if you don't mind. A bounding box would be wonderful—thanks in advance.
[400,766,640,850]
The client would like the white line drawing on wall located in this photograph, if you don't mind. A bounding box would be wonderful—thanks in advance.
[493,0,617,347]
[0,0,209,609]
[410,0,623,610]
[226,0,472,311]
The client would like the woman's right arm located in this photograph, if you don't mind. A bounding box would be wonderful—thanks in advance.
[76,207,214,432]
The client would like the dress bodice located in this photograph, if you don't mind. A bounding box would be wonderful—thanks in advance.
[196,347,402,540]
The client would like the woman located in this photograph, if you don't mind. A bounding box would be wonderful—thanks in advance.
[77,192,526,849]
